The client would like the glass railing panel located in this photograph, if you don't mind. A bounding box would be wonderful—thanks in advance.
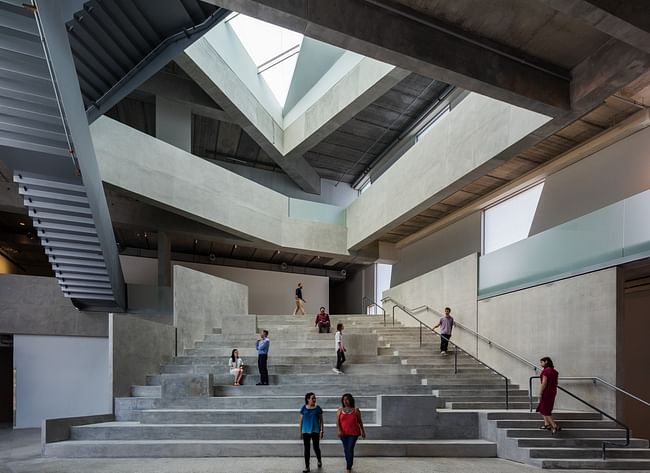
[623,190,650,256]
[479,201,626,296]
[288,198,346,225]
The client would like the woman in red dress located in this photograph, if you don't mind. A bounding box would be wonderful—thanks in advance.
[536,356,561,434]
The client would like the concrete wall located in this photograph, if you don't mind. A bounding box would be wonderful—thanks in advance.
[391,212,482,286]
[346,93,550,249]
[109,314,176,398]
[91,117,349,256]
[620,284,650,441]
[173,265,248,351]
[0,274,107,337]
[383,254,479,355]
[530,126,650,235]
[121,255,329,316]
[14,335,111,428]
[478,268,618,414]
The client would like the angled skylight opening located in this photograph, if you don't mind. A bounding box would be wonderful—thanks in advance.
[228,13,302,106]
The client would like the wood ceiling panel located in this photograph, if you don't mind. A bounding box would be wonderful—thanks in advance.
[488,157,539,180]
[440,190,478,207]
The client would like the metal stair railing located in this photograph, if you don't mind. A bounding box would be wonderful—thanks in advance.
[405,303,650,458]
[361,296,386,323]
[528,376,633,460]
[381,296,510,408]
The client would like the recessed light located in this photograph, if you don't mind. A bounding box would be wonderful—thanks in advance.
[18,222,25,226]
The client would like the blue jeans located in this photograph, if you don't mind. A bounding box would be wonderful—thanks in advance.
[340,435,358,469]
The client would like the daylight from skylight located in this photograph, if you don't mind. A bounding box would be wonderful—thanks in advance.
[227,13,303,106]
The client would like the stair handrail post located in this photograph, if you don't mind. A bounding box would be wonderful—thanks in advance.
[419,321,422,347]
[454,346,458,374]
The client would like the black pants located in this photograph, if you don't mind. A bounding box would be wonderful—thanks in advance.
[336,349,346,370]
[318,325,330,333]
[258,354,268,384]
[440,334,451,353]
[302,432,322,468]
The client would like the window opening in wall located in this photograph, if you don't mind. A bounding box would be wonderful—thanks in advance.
[372,263,392,314]
[227,14,303,106]
[483,181,545,254]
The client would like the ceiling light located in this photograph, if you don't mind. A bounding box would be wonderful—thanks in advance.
[19,222,25,226]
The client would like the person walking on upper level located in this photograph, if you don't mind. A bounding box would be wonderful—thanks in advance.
[432,307,454,355]
[315,306,331,333]
[299,391,324,473]
[293,282,306,316]
[256,329,270,385]
[333,323,346,374]
[537,356,561,434]
[336,393,366,473]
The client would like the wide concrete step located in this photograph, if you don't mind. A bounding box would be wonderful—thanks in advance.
[44,438,496,458]
[507,428,627,439]
[444,395,531,403]
[138,408,377,424]
[488,412,603,420]
[213,384,435,396]
[449,402,531,409]
[536,458,650,469]
[197,340,335,349]
[497,420,618,429]
[184,348,340,357]
[141,395,377,410]
[131,385,160,397]
[70,422,433,441]
[171,355,402,365]
[518,438,649,448]
[166,362,413,375]
[436,389,528,397]
[529,447,650,459]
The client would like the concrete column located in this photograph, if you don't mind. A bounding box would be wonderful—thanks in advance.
[157,232,171,288]
[155,96,192,152]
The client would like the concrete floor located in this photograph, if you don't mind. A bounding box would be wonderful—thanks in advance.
[0,428,635,473]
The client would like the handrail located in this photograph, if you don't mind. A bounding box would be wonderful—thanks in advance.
[529,376,630,459]
[386,298,650,420]
[382,296,510,408]
[408,304,540,372]
[408,306,650,410]
[361,296,386,324]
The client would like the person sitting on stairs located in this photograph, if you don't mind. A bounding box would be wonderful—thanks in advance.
[228,348,244,386]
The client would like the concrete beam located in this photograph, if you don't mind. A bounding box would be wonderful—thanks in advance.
[571,38,650,113]
[538,0,650,54]
[137,73,234,123]
[208,0,571,117]
[176,40,322,194]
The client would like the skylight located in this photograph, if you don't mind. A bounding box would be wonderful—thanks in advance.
[228,14,302,106]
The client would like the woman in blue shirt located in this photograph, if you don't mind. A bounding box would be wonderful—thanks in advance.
[299,392,323,473]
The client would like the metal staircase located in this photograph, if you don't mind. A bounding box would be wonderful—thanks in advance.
[0,0,229,310]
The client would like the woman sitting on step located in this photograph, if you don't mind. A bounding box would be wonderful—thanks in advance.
[229,349,245,386]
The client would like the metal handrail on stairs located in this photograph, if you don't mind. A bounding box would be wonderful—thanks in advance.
[382,296,510,409]
[528,376,630,460]
[361,296,386,324]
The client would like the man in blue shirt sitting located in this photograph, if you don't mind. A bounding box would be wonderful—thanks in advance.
[256,329,270,385]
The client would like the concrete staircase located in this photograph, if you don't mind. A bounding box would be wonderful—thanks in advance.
[43,314,650,468]
[44,314,497,458]
[481,411,650,470]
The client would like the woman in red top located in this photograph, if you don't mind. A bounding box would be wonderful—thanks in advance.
[336,393,366,473]
[536,356,561,434]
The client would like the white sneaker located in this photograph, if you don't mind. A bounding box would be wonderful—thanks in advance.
[332,368,340,374]
[441,351,447,356]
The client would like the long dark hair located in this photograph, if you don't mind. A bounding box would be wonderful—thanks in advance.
[341,393,355,408]
[231,349,238,363]
[540,356,554,368]
[305,392,315,404]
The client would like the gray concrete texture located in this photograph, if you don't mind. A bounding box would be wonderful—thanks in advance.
[0,274,107,337]
[346,93,550,250]
[0,428,626,472]
[383,253,479,356]
[173,265,248,352]
[477,267,618,415]
[90,117,350,256]
[109,314,175,398]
